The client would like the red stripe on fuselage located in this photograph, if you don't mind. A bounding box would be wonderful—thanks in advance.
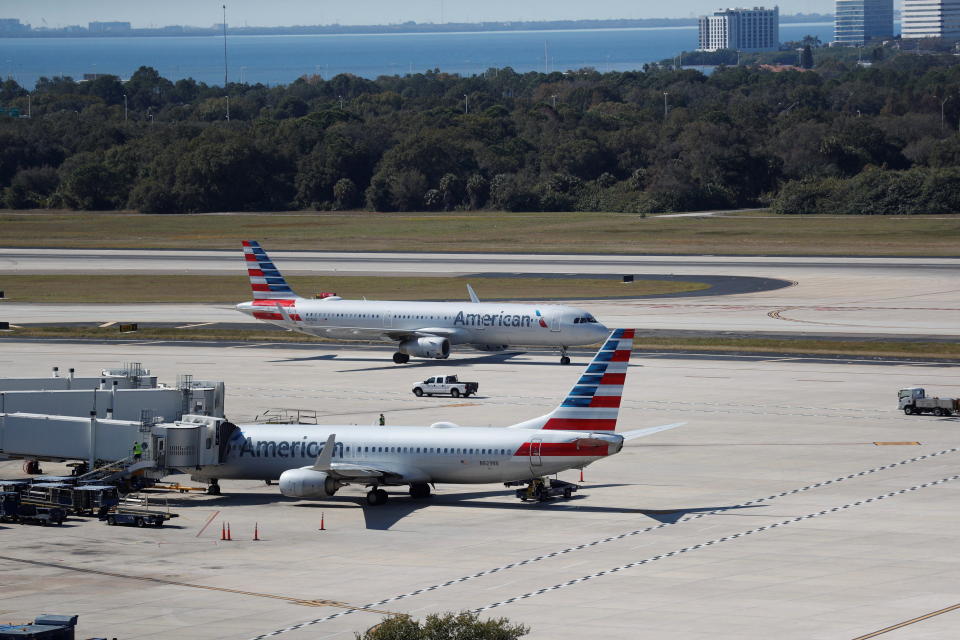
[542,418,618,430]
[253,311,284,320]
[514,442,609,457]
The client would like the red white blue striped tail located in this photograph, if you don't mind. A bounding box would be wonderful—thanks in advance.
[242,241,300,301]
[541,328,634,431]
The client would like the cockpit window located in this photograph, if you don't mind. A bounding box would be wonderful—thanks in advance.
[574,315,598,324]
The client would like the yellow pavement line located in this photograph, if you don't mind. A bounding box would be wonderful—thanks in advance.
[851,602,960,639]
[873,442,921,446]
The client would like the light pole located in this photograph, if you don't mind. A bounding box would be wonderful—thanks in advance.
[123,93,127,121]
[942,95,952,132]
[225,95,230,121]
[27,92,30,118]
[338,94,343,109]
[551,94,557,108]
[463,93,469,114]
[663,92,669,119]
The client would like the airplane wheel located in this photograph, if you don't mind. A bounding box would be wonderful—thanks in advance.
[560,356,571,365]
[207,483,221,496]
[366,489,389,506]
[563,487,572,499]
[409,483,431,499]
[393,352,409,364]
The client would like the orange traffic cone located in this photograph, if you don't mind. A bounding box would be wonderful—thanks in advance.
[319,513,326,531]
[220,522,227,540]
[579,468,584,483]
[253,523,260,541]
[226,522,232,541]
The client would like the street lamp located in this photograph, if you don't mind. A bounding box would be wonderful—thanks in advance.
[123,93,127,121]
[463,93,469,114]
[663,92,669,118]
[551,94,557,108]
[942,95,952,132]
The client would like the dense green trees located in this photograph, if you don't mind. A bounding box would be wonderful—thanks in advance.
[4,49,960,214]
[356,611,528,640]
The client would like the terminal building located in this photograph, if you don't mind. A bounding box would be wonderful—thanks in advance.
[698,6,780,52]
[834,0,895,45]
[902,0,960,40]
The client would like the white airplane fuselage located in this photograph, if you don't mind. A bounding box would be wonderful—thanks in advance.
[193,424,622,485]
[236,298,609,348]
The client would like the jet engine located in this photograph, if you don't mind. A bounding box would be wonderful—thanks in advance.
[278,468,340,499]
[399,336,450,359]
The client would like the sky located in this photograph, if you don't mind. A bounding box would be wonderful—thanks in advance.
[4,1,844,29]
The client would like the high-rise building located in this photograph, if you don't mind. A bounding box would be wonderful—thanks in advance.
[698,7,780,52]
[834,1,894,45]
[902,1,960,39]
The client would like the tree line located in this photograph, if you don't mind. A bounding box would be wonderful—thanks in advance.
[3,48,960,215]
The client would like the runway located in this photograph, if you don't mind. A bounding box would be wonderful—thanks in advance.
[2,249,959,337]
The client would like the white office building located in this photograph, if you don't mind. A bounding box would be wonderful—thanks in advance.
[698,6,780,52]
[902,0,960,39]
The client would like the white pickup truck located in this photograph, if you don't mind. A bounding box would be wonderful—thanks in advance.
[412,375,479,398]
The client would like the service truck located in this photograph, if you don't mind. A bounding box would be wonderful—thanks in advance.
[899,387,960,416]
[412,375,479,398]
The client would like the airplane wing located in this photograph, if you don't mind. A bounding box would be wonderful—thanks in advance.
[310,434,429,483]
[619,422,686,441]
[383,327,468,342]
[467,284,480,303]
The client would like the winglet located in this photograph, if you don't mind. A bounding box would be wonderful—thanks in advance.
[467,284,480,303]
[311,433,337,471]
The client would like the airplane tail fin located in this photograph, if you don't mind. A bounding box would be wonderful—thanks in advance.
[509,329,634,431]
[242,241,302,302]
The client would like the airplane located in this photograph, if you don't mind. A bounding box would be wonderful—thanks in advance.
[191,329,684,505]
[235,240,609,364]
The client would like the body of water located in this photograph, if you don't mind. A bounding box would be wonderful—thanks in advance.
[1,22,836,88]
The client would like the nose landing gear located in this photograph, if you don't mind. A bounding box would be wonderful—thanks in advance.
[559,346,571,365]
[366,488,389,505]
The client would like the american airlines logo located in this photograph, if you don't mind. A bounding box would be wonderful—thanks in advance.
[453,310,542,328]
[236,437,341,459]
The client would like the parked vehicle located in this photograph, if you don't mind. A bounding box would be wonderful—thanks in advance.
[509,477,579,502]
[899,387,960,416]
[412,375,479,398]
[101,495,176,528]
[15,502,66,526]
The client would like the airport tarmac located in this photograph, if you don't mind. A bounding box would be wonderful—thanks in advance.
[2,251,960,337]
[1,340,959,640]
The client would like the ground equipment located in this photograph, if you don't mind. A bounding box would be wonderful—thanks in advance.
[899,387,960,416]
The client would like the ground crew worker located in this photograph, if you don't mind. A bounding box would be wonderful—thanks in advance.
[133,441,142,461]
[379,413,386,426]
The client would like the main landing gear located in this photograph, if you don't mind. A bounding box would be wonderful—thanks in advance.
[366,488,389,506]
[393,352,410,364]
[206,479,221,495]
[559,346,571,365]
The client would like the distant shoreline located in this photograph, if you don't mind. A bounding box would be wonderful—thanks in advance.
[0,14,832,38]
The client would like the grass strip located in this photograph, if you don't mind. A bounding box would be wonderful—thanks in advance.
[2,210,959,256]
[0,274,708,303]
[3,327,957,360]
